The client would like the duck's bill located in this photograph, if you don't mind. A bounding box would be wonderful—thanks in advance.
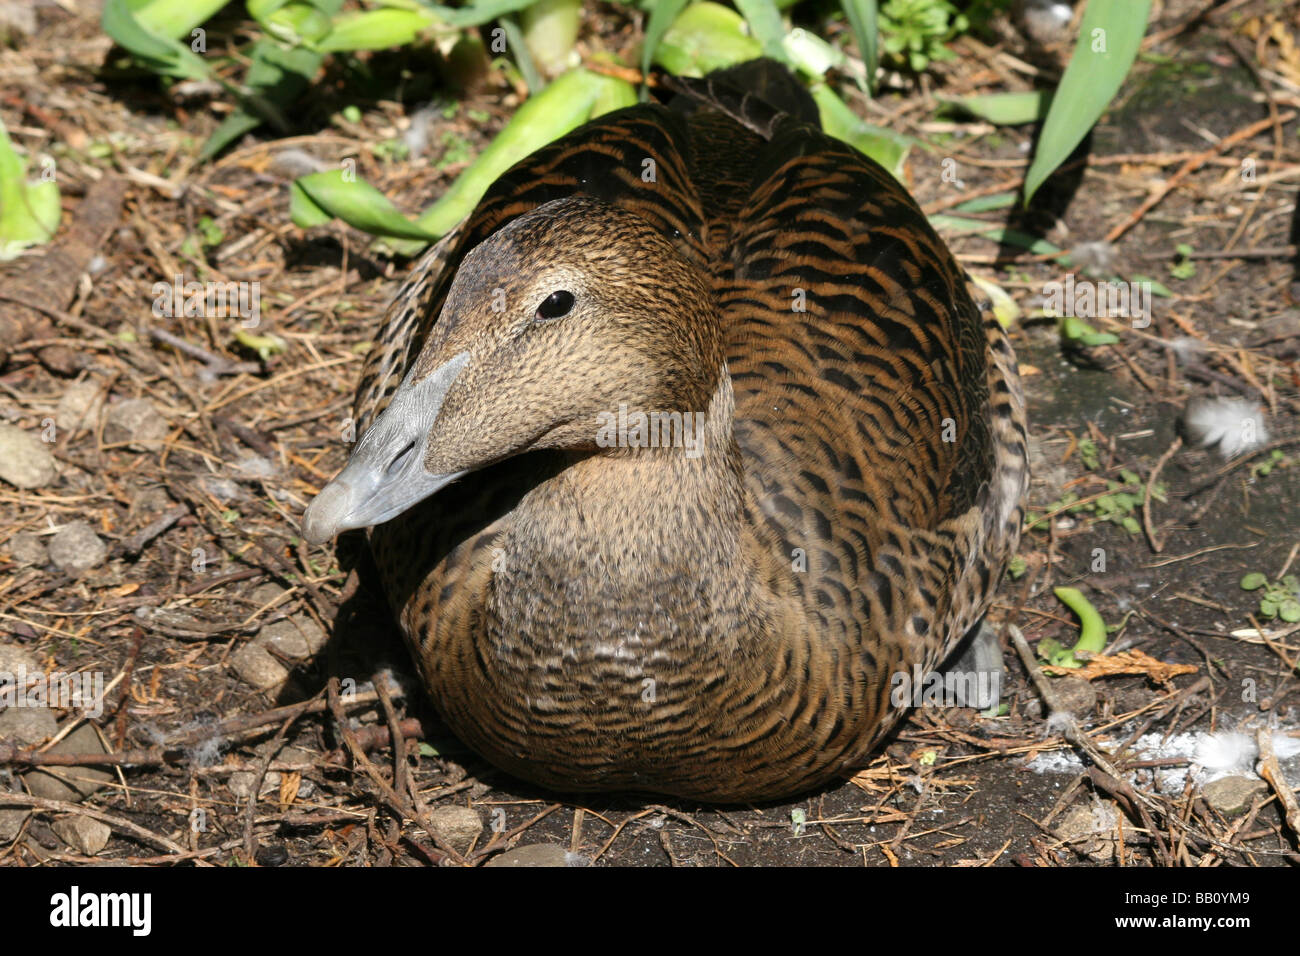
[300,352,470,544]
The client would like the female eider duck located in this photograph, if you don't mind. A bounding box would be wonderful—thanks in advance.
[302,61,1029,802]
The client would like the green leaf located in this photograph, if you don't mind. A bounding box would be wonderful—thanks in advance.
[498,16,543,94]
[939,90,1052,125]
[927,214,1062,255]
[1240,572,1268,591]
[520,0,583,78]
[1023,0,1151,202]
[415,0,538,28]
[0,117,61,260]
[129,0,229,40]
[652,2,762,77]
[291,169,441,240]
[641,0,690,87]
[782,28,846,78]
[318,9,437,52]
[839,0,877,92]
[809,82,911,179]
[1049,586,1109,668]
[951,191,1016,214]
[102,0,214,80]
[404,68,624,244]
[589,74,639,117]
[233,329,287,361]
[970,275,1021,329]
[199,38,322,160]
[1059,315,1119,346]
[734,0,789,63]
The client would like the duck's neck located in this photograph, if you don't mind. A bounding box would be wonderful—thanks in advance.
[493,371,757,634]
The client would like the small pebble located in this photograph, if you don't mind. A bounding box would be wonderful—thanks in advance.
[428,805,483,852]
[24,724,114,801]
[104,397,168,450]
[0,423,57,489]
[484,844,584,868]
[1202,776,1268,816]
[47,521,108,574]
[52,815,112,856]
[5,531,48,568]
[231,642,290,691]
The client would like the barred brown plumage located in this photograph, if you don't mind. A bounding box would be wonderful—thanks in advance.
[302,60,1029,801]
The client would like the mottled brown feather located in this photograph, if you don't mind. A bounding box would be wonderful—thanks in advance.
[343,65,1029,802]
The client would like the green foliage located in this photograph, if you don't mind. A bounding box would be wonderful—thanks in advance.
[878,0,966,73]
[93,1,1150,265]
[1059,315,1120,348]
[1169,243,1197,280]
[1241,573,1300,624]
[1040,587,1109,669]
[1023,0,1151,202]
[1251,449,1289,479]
[1029,469,1165,537]
[0,117,60,260]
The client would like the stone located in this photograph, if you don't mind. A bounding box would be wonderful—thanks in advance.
[0,705,58,747]
[199,475,243,503]
[1202,776,1268,816]
[24,724,114,801]
[1051,676,1097,715]
[55,378,106,436]
[259,616,327,660]
[231,642,289,691]
[1057,801,1119,862]
[0,774,27,842]
[228,770,282,800]
[52,815,111,855]
[0,643,40,675]
[0,423,57,489]
[428,805,482,852]
[0,0,37,42]
[5,531,47,567]
[484,843,579,868]
[250,583,287,606]
[104,398,168,450]
[47,521,108,573]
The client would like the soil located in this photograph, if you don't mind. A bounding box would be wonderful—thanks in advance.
[0,0,1297,866]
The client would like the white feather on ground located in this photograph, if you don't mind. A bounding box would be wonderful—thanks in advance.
[1182,396,1269,459]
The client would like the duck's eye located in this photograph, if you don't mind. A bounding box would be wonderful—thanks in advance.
[535,290,575,321]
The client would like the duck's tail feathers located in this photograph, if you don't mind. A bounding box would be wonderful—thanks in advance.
[662,58,820,139]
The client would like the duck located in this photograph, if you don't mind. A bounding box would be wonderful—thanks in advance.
[302,59,1029,802]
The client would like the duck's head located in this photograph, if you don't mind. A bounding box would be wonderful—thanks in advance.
[302,194,722,544]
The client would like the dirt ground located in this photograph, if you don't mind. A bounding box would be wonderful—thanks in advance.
[0,0,1298,867]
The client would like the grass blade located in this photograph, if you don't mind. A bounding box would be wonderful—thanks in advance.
[291,169,440,240]
[641,0,689,87]
[1023,0,1150,202]
[734,0,790,63]
[839,0,877,93]
[938,90,1051,125]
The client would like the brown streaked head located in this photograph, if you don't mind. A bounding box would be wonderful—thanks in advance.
[301,194,723,543]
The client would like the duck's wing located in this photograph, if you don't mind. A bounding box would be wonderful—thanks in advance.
[673,66,1027,669]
